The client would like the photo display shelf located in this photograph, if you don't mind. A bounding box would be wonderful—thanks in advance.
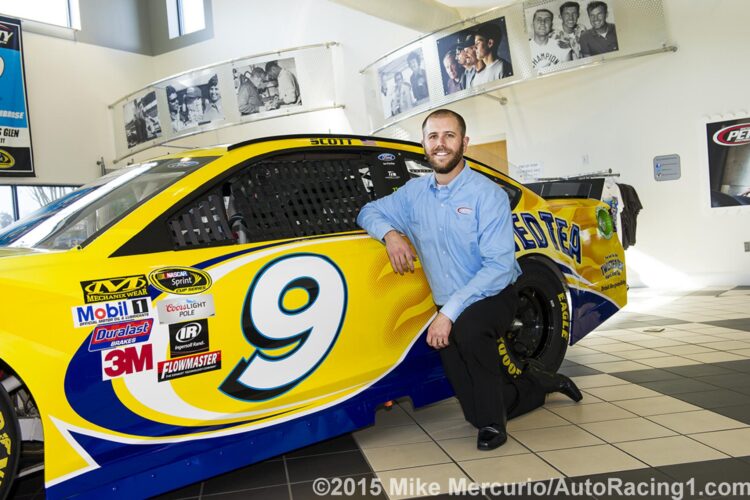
[363,0,674,134]
[110,42,340,162]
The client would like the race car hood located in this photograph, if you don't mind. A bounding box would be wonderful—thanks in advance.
[0,247,49,258]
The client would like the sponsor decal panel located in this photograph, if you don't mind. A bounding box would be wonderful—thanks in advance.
[169,319,209,357]
[713,123,750,146]
[378,153,396,162]
[157,294,215,324]
[88,318,153,352]
[148,267,212,295]
[158,350,221,382]
[80,274,148,303]
[72,297,151,328]
[101,344,154,380]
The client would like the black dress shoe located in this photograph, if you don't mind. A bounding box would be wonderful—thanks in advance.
[557,374,583,402]
[477,425,507,450]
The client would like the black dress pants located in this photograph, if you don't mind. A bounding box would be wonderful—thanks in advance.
[438,285,547,428]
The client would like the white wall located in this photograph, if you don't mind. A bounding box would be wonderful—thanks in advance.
[489,0,750,287]
[16,32,154,183]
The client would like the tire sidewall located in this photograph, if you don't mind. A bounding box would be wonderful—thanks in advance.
[0,384,20,500]
[511,260,569,373]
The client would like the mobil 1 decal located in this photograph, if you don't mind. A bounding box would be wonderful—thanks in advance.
[512,211,581,264]
[169,319,209,357]
[148,266,212,295]
[72,297,151,328]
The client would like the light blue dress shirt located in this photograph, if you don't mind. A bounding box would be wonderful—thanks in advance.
[357,162,522,322]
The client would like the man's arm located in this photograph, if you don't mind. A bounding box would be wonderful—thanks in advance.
[357,185,416,274]
[439,188,518,323]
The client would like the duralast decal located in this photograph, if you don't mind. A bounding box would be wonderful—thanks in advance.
[89,318,153,352]
[156,294,215,324]
[80,274,148,303]
[158,350,221,382]
[512,211,582,264]
[148,267,212,295]
[169,319,209,357]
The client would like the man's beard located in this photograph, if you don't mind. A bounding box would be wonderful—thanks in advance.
[427,145,464,174]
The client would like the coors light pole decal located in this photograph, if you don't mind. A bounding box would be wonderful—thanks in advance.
[0,16,34,177]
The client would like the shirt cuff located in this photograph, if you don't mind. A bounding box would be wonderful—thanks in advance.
[372,224,396,243]
[439,298,464,323]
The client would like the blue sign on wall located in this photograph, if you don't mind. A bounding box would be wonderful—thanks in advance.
[0,15,34,177]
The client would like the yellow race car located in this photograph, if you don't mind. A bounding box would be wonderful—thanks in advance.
[0,135,626,499]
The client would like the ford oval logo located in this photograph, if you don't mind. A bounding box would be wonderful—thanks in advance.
[378,153,396,161]
[713,123,750,146]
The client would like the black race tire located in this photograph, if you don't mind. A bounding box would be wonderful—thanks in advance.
[0,383,20,500]
[505,259,570,373]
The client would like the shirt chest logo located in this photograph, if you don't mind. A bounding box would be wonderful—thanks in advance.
[456,207,473,215]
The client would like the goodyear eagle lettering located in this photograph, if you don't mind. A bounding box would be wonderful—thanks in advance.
[512,211,581,264]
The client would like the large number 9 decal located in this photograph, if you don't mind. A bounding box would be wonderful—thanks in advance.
[220,254,347,401]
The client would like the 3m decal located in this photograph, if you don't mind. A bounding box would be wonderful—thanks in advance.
[512,211,581,264]
[88,318,153,352]
[101,344,153,380]
[158,350,221,382]
[80,274,148,303]
[220,254,347,401]
[72,297,150,328]
[169,319,209,357]
[157,294,215,324]
[713,123,750,146]
[148,267,212,295]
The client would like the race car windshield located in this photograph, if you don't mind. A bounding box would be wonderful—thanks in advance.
[1,157,214,249]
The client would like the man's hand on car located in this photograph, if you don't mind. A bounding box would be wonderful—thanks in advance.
[383,230,417,275]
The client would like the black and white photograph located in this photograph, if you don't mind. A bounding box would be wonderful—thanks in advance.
[706,117,750,208]
[123,91,162,148]
[436,16,513,97]
[524,0,618,72]
[376,48,430,119]
[164,72,224,133]
[234,57,302,117]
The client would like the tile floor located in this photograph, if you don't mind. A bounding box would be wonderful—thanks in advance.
[10,287,750,499]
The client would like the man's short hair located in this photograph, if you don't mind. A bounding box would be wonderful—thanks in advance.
[166,85,177,97]
[559,1,580,15]
[421,109,467,137]
[475,23,502,45]
[587,1,608,15]
[251,67,265,79]
[407,51,421,64]
[533,8,554,22]
[264,60,280,72]
[208,74,218,87]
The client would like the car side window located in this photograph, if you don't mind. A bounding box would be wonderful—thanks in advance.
[114,149,413,255]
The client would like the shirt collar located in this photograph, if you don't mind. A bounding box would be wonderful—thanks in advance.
[429,160,471,193]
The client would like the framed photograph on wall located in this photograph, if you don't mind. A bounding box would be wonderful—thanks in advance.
[122,91,162,148]
[435,16,513,96]
[164,72,224,132]
[706,117,750,208]
[376,48,430,119]
[233,57,302,117]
